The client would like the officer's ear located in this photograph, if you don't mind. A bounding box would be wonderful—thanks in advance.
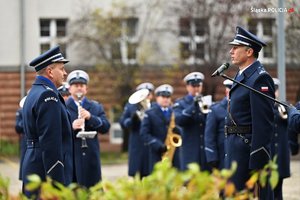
[245,47,254,57]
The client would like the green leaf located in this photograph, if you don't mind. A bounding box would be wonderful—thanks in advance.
[259,170,268,188]
[269,170,279,189]
[25,174,41,191]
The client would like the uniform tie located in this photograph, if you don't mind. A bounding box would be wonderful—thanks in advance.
[162,108,169,117]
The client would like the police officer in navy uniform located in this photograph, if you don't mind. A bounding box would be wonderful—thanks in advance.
[225,26,275,199]
[173,72,210,171]
[66,70,110,188]
[119,82,154,178]
[15,96,27,180]
[288,101,300,155]
[271,78,291,200]
[58,82,70,101]
[204,79,232,170]
[140,84,176,173]
[289,107,300,133]
[22,46,74,197]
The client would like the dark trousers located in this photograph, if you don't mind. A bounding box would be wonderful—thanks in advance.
[273,178,283,200]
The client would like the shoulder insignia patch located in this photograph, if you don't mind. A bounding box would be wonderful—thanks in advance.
[44,96,58,102]
[44,85,54,91]
[258,67,266,74]
[173,102,180,108]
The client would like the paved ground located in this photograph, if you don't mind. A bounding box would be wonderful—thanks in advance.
[0,156,299,199]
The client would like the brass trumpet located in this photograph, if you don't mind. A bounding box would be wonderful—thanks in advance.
[194,94,212,114]
[128,88,150,120]
[162,113,182,162]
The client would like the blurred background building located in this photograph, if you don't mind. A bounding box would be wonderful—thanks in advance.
[0,0,299,151]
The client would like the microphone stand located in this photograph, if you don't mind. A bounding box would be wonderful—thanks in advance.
[219,73,291,108]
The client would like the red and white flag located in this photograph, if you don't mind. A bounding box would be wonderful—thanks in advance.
[261,86,269,92]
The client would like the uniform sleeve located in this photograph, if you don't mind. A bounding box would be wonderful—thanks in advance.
[85,102,110,134]
[204,107,219,163]
[36,90,65,183]
[174,100,205,126]
[119,104,133,129]
[140,113,164,152]
[249,74,275,170]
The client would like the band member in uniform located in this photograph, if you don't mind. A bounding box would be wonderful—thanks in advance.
[66,70,110,188]
[204,79,233,169]
[271,78,290,200]
[225,26,275,199]
[15,96,27,180]
[22,46,74,197]
[119,82,154,178]
[288,102,300,155]
[58,82,70,101]
[173,72,210,171]
[288,107,300,133]
[140,84,174,173]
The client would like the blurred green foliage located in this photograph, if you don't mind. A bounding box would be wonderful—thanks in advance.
[0,140,19,157]
[100,152,128,165]
[0,159,279,200]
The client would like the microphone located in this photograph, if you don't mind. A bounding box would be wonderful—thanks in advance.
[211,63,230,77]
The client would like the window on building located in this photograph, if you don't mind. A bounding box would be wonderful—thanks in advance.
[248,18,275,61]
[179,17,208,64]
[39,18,68,56]
[111,17,138,65]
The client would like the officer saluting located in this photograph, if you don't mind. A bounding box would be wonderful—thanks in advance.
[22,46,74,197]
[225,26,275,198]
[173,72,210,171]
[66,70,110,188]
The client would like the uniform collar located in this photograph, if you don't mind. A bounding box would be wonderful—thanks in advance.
[185,94,194,102]
[242,60,260,78]
[36,76,57,91]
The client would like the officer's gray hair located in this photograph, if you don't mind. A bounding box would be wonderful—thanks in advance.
[36,67,47,75]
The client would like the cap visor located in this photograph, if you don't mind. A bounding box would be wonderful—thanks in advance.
[53,58,69,64]
[229,41,243,46]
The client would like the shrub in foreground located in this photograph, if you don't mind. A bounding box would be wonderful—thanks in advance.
[0,159,278,200]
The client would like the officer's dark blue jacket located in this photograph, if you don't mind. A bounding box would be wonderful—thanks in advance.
[289,106,300,133]
[15,108,26,180]
[272,104,290,179]
[119,102,150,177]
[66,96,110,188]
[140,104,172,173]
[224,60,275,191]
[204,97,227,169]
[22,76,74,194]
[173,95,209,171]
[288,102,300,155]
